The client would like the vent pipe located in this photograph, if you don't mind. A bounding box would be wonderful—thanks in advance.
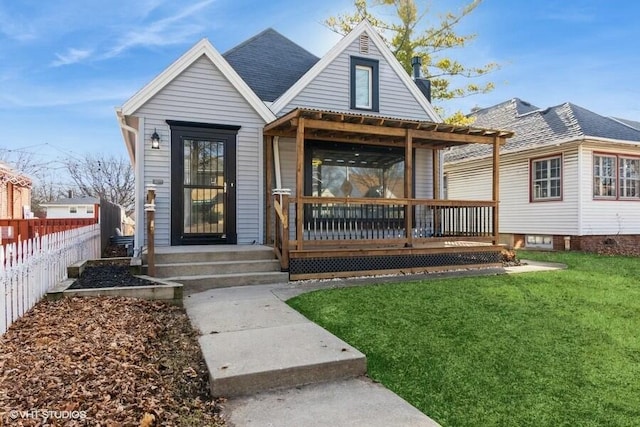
[411,56,431,103]
[411,56,421,79]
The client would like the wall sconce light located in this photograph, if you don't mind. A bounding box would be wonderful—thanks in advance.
[150,129,160,150]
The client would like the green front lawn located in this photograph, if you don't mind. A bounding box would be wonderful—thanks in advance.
[287,252,640,426]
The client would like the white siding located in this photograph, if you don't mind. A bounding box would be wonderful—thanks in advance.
[446,158,493,201]
[45,205,96,219]
[281,37,431,120]
[134,55,267,246]
[579,143,640,235]
[414,148,433,198]
[446,145,581,235]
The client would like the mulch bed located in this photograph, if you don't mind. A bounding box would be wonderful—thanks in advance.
[0,297,225,426]
[68,266,155,290]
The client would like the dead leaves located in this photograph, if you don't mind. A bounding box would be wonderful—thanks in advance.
[0,297,224,426]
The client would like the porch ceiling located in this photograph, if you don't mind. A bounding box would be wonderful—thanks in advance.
[264,108,514,148]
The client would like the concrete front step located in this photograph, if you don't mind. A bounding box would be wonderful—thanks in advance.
[199,322,367,398]
[167,271,290,292]
[155,259,281,278]
[154,246,276,264]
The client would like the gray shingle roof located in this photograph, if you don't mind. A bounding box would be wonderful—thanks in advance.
[223,28,319,102]
[612,117,640,130]
[446,98,640,162]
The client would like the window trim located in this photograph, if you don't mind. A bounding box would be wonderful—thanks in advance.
[593,151,640,201]
[350,56,379,112]
[529,154,563,202]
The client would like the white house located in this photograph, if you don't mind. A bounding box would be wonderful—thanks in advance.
[445,98,640,253]
[41,196,99,219]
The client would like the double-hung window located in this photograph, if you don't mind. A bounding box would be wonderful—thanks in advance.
[594,153,640,199]
[618,157,640,198]
[593,154,617,198]
[531,155,562,201]
[350,57,379,111]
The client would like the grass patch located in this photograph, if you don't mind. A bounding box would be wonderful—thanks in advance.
[287,251,640,426]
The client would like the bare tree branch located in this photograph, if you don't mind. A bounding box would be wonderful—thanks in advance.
[64,154,135,215]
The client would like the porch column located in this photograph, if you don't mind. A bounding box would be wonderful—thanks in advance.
[265,135,273,245]
[295,118,305,250]
[492,136,501,245]
[405,130,413,246]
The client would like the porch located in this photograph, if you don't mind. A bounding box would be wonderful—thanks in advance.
[264,108,513,280]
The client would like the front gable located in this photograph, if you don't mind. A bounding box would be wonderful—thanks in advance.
[271,21,440,122]
[119,38,275,122]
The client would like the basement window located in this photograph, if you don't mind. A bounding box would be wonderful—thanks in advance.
[525,235,553,249]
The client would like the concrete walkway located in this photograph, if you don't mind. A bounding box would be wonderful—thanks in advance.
[183,260,565,426]
[184,284,440,426]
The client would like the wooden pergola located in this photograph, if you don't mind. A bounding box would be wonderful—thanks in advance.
[263,108,514,279]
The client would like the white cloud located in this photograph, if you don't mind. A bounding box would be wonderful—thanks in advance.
[0,10,37,42]
[51,48,94,67]
[105,0,216,58]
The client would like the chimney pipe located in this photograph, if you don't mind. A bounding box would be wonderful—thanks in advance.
[411,56,422,79]
[68,189,72,198]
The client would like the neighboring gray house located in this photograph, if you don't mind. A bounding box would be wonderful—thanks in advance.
[445,98,640,252]
[116,21,511,279]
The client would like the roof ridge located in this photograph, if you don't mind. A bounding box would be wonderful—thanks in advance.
[610,116,640,131]
[223,28,275,56]
[223,27,318,59]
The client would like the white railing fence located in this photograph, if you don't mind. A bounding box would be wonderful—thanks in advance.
[0,224,100,335]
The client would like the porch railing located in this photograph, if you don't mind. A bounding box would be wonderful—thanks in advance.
[273,195,497,270]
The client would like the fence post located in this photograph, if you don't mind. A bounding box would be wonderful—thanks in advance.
[145,186,156,277]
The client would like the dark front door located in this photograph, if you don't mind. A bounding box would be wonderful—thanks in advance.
[170,122,238,245]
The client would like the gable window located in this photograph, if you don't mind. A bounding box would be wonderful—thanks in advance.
[350,57,379,112]
[594,153,640,199]
[531,155,562,201]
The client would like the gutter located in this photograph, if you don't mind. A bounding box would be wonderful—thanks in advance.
[116,108,137,165]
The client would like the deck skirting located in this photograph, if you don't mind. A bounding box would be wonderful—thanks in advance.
[288,245,502,280]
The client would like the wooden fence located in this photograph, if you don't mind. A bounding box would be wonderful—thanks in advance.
[0,218,97,246]
[0,224,100,335]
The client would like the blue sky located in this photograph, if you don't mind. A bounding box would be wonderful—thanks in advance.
[1,0,639,176]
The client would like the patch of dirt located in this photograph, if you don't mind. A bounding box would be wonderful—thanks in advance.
[501,248,525,267]
[0,297,225,426]
[69,265,154,289]
[103,243,129,258]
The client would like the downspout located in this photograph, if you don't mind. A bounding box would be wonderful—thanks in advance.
[135,117,145,254]
[577,138,584,239]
